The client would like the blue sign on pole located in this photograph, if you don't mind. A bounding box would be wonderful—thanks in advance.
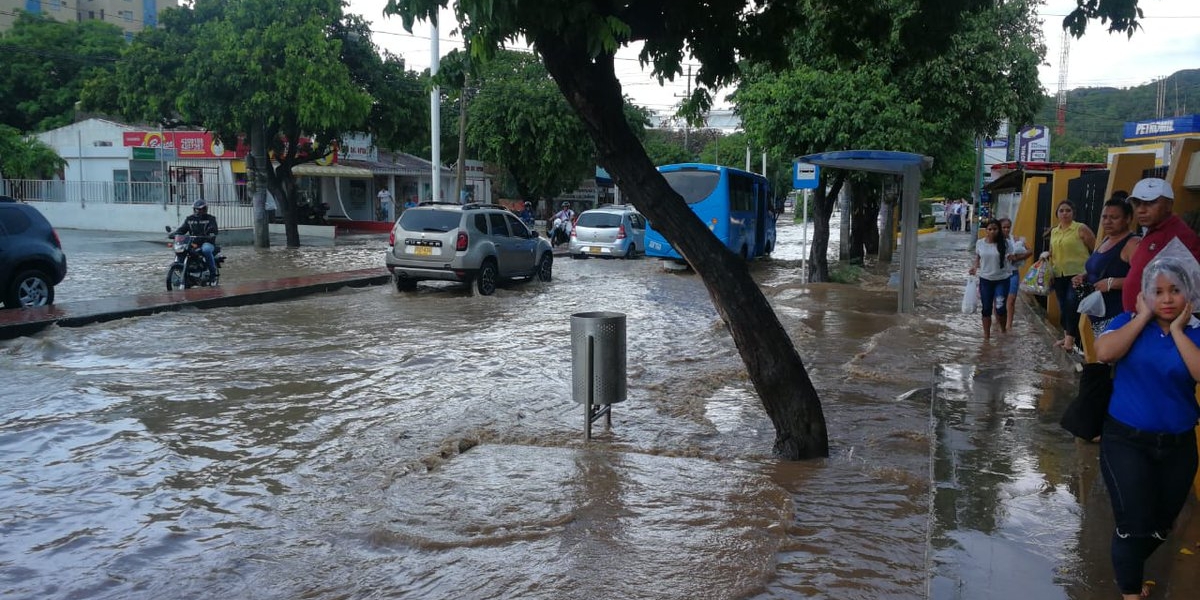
[792,161,819,190]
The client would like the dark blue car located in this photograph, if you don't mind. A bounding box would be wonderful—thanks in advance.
[0,196,67,308]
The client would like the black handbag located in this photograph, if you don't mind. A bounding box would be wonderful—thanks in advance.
[1060,362,1114,440]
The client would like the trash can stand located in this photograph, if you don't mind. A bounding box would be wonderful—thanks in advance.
[570,311,627,440]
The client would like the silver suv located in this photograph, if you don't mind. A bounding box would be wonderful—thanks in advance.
[385,203,553,295]
[568,205,646,259]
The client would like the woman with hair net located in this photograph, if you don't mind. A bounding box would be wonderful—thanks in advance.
[1095,252,1200,599]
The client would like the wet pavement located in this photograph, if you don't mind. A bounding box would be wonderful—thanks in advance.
[1,223,1198,599]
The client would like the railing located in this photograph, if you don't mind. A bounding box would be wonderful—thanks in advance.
[2,179,254,229]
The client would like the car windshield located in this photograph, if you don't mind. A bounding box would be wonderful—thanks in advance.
[399,209,460,232]
[576,212,622,228]
[661,170,720,204]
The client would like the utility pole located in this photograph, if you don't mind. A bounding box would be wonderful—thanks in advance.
[430,17,441,203]
[454,47,470,203]
[673,65,692,154]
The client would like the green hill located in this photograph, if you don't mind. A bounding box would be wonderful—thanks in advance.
[1030,68,1200,161]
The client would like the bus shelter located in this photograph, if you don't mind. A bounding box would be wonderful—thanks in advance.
[796,150,933,313]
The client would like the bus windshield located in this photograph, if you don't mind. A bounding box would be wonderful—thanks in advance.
[661,170,720,204]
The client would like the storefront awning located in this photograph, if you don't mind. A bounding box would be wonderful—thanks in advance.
[289,163,374,178]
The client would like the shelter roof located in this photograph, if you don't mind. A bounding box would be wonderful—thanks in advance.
[796,150,932,175]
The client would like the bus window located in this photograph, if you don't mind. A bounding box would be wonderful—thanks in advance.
[661,170,720,204]
[729,174,754,212]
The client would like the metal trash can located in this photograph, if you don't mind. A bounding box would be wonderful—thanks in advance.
[571,311,626,406]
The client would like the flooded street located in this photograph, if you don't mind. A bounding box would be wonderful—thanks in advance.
[0,221,1161,598]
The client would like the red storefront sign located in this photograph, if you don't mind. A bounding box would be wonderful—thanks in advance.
[122,131,248,159]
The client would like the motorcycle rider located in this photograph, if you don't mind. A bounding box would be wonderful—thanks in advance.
[171,199,220,283]
[519,201,536,227]
[551,201,575,246]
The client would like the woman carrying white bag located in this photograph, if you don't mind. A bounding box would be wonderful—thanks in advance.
[1072,194,1139,336]
[968,218,1011,340]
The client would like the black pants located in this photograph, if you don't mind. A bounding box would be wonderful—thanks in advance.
[1099,417,1198,594]
[1053,275,1080,341]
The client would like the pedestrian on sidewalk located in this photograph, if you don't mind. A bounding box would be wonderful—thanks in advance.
[1047,200,1096,352]
[969,219,1010,339]
[1122,178,1200,313]
[1000,217,1032,332]
[1094,255,1200,600]
[1072,194,1138,338]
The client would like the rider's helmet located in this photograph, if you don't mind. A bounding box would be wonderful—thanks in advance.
[561,201,570,209]
[524,201,532,208]
[193,199,207,214]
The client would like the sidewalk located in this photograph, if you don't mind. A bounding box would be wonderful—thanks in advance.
[0,267,391,340]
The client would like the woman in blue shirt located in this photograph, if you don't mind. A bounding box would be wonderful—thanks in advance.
[1095,256,1200,599]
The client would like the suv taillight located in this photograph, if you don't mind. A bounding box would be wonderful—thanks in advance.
[51,229,62,248]
[388,230,395,246]
[616,224,626,240]
[455,231,468,251]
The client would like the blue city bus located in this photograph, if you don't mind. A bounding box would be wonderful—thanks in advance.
[643,163,777,262]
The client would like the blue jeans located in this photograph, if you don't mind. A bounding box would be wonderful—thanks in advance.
[200,242,217,276]
[1099,418,1198,594]
[978,277,1007,318]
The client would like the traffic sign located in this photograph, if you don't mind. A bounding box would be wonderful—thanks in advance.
[792,161,819,190]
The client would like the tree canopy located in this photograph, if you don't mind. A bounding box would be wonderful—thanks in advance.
[0,13,125,133]
[459,49,596,203]
[0,125,66,180]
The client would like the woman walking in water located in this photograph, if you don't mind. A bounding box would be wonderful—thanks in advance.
[969,219,1010,340]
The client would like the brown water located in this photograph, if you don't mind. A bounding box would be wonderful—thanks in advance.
[0,223,1150,599]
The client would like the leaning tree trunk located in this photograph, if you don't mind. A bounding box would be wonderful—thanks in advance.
[537,39,828,459]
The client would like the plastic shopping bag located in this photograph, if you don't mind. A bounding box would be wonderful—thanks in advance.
[1021,259,1049,295]
[961,276,979,314]
[1077,289,1106,317]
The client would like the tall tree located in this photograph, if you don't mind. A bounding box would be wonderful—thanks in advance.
[96,0,373,248]
[463,50,594,204]
[0,13,125,133]
[735,0,1045,280]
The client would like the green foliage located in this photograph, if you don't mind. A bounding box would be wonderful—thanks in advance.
[641,130,694,166]
[736,0,1044,167]
[828,263,865,284]
[0,125,66,179]
[464,50,594,202]
[104,0,372,163]
[0,13,126,133]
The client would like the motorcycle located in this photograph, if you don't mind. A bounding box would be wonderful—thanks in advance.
[549,217,573,247]
[164,226,225,290]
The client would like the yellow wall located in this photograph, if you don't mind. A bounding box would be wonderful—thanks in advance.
[1167,138,1200,214]
[1106,152,1156,200]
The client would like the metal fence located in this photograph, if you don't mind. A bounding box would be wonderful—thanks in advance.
[2,179,254,229]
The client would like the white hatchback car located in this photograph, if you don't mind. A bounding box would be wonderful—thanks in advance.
[568,205,646,259]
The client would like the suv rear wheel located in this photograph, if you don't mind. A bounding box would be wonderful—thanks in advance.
[475,259,498,295]
[6,269,54,308]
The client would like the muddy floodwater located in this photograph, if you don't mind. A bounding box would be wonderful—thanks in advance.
[0,222,1160,598]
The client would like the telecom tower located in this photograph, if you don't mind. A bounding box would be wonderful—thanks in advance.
[1055,34,1069,136]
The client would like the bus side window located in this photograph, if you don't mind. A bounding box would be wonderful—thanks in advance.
[730,174,754,212]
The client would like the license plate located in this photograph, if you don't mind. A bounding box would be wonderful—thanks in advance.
[414,246,433,256]
[588,247,601,254]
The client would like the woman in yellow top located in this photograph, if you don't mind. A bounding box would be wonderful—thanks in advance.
[1047,200,1096,351]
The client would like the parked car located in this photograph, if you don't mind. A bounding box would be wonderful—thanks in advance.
[384,202,553,295]
[0,196,68,308]
[930,202,947,226]
[568,205,646,259]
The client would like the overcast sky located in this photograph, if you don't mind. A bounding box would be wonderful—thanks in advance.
[346,0,1200,114]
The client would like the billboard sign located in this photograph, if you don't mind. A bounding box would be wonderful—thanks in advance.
[122,131,248,159]
[1122,115,1200,141]
[1017,125,1050,162]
